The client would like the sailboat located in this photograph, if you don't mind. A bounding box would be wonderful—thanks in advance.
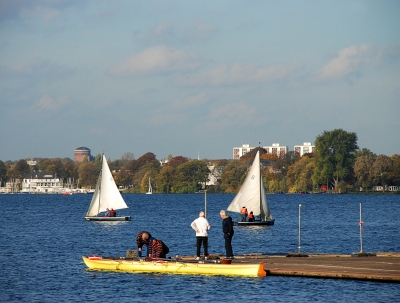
[84,154,131,221]
[226,151,274,226]
[146,177,152,195]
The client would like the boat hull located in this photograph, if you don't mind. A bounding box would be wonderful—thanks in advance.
[236,219,275,226]
[84,216,131,221]
[82,256,266,277]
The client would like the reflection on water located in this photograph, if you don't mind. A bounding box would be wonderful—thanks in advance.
[0,193,399,302]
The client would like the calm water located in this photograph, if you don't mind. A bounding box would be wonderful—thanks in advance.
[1,193,399,302]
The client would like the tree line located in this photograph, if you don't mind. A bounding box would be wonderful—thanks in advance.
[1,129,399,193]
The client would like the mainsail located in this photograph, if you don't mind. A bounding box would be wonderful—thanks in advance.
[85,154,128,216]
[227,151,272,220]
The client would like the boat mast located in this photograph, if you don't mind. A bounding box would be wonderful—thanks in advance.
[258,144,264,221]
[96,153,104,216]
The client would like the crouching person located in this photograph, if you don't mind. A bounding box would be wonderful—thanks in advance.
[149,238,169,259]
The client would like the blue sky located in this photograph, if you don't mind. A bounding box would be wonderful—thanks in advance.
[1,0,399,161]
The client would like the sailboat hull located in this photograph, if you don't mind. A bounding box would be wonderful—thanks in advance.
[84,216,131,221]
[236,219,275,226]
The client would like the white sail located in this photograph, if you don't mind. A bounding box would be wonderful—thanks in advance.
[227,151,272,220]
[86,154,128,216]
[86,174,101,216]
[146,177,152,194]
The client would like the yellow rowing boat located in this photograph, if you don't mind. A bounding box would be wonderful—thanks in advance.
[82,256,266,277]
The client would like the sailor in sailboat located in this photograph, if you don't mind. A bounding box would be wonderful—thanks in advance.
[84,154,131,221]
[226,150,274,226]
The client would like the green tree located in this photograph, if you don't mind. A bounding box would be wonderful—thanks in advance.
[13,159,31,178]
[0,160,7,187]
[175,160,210,193]
[354,155,375,191]
[354,148,377,159]
[312,129,358,191]
[373,155,394,191]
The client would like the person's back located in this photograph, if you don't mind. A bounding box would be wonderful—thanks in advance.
[110,209,116,217]
[191,215,210,237]
[150,239,169,258]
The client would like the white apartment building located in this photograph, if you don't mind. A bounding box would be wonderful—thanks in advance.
[21,172,64,194]
[233,144,255,159]
[294,142,315,157]
[263,143,288,156]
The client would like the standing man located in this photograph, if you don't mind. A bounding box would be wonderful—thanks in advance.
[136,231,154,258]
[191,211,211,260]
[220,210,234,259]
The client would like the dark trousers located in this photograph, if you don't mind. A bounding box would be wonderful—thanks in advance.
[224,236,233,257]
[196,236,208,257]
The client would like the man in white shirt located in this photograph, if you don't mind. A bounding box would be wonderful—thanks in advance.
[191,211,211,260]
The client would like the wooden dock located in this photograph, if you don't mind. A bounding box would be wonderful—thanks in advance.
[235,252,400,282]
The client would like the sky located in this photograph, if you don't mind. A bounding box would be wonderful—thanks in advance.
[1,0,399,162]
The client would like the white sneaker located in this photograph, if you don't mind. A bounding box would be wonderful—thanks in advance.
[204,256,208,260]
[195,257,200,260]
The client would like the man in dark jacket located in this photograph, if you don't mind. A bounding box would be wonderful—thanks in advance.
[220,210,234,259]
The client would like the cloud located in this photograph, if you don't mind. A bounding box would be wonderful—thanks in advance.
[181,62,301,86]
[206,102,257,130]
[0,0,81,23]
[150,112,186,126]
[108,46,205,77]
[142,22,216,44]
[37,94,71,111]
[311,44,385,82]
[171,93,209,109]
[0,57,72,78]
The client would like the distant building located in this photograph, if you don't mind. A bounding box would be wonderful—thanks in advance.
[263,143,288,157]
[233,144,255,159]
[21,172,64,194]
[74,146,92,162]
[294,142,315,157]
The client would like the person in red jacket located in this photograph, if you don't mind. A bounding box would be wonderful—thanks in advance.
[109,208,116,217]
[240,206,248,222]
[248,211,255,222]
[149,239,169,259]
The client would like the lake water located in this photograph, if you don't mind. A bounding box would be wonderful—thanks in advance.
[1,193,399,302]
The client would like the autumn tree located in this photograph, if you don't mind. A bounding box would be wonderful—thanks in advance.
[354,156,375,191]
[286,156,316,193]
[157,165,175,193]
[373,155,394,191]
[221,160,248,193]
[13,159,31,178]
[78,162,100,187]
[0,160,6,186]
[167,156,189,168]
[312,129,358,191]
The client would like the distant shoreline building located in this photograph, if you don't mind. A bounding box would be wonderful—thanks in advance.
[233,144,254,159]
[294,142,315,157]
[263,143,288,157]
[233,142,314,159]
[74,146,92,162]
